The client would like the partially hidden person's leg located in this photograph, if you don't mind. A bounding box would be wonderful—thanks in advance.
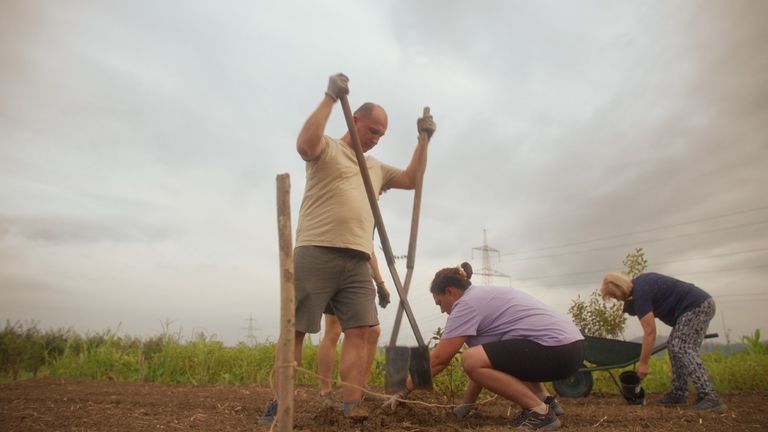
[364,325,381,380]
[358,324,384,401]
[523,382,548,399]
[318,313,342,395]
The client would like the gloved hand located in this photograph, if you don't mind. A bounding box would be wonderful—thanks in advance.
[453,401,474,419]
[376,281,391,308]
[417,113,436,139]
[325,73,349,101]
[381,389,409,413]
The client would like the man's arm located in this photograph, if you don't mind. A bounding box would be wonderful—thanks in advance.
[387,111,436,190]
[296,96,335,161]
[296,74,349,161]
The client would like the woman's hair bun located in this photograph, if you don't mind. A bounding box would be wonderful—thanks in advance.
[460,262,473,280]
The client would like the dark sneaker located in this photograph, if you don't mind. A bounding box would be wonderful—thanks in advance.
[656,393,687,406]
[257,399,278,425]
[544,396,565,416]
[693,396,726,412]
[510,408,561,430]
[320,392,343,410]
[509,409,531,428]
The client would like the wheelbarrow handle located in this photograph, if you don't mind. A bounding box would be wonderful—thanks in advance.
[339,95,428,348]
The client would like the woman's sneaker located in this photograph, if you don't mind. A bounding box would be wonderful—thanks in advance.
[510,408,561,430]
[656,393,687,406]
[693,396,726,412]
[544,396,565,416]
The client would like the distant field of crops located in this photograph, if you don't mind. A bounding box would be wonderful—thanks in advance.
[2,320,766,399]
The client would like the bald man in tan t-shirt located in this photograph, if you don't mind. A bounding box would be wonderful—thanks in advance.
[258,73,435,423]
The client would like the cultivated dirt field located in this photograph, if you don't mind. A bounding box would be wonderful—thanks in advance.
[1,378,766,431]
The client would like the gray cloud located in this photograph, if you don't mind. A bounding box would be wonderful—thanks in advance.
[0,214,175,244]
[1,0,766,345]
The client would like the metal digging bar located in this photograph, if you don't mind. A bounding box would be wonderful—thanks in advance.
[339,95,432,392]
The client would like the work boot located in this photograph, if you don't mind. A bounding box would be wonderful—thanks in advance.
[544,395,565,416]
[257,399,278,425]
[692,396,727,412]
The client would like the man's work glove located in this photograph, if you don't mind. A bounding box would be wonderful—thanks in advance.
[325,73,349,101]
[381,388,409,413]
[376,281,391,309]
[417,112,436,139]
[453,401,475,419]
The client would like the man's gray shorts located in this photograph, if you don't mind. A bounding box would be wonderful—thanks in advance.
[294,246,378,333]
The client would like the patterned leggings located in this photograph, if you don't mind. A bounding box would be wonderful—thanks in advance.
[667,297,717,399]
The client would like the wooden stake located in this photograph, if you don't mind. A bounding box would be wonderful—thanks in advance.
[276,173,294,432]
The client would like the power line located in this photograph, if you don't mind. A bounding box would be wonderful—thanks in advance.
[501,220,768,262]
[510,247,768,282]
[515,264,768,290]
[502,206,768,257]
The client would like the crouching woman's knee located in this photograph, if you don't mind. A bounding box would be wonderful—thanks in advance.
[460,346,491,378]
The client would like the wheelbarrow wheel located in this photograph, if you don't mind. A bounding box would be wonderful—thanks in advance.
[553,370,593,398]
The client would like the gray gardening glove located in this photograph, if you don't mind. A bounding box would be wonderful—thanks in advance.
[325,73,349,101]
[417,112,436,139]
[381,389,409,413]
[453,401,475,419]
[376,281,391,309]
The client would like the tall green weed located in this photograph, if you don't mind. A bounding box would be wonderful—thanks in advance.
[2,321,767,396]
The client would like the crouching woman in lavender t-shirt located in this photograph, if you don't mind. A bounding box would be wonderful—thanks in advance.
[384,262,584,431]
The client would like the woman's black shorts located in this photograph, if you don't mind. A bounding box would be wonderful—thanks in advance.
[482,339,585,382]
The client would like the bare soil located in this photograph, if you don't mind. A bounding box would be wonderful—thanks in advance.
[1,378,766,431]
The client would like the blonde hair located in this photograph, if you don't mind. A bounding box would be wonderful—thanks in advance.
[601,272,633,301]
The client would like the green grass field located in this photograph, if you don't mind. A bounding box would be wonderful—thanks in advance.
[2,320,766,400]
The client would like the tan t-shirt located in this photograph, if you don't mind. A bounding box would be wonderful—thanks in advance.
[295,135,402,255]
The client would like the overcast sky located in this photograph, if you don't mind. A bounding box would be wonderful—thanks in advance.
[2,1,767,347]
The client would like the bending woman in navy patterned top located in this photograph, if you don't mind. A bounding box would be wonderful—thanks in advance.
[601,272,726,412]
[383,263,584,431]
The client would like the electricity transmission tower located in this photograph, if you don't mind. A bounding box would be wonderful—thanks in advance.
[472,229,510,286]
[242,313,258,346]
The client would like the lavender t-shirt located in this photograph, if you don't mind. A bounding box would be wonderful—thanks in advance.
[442,285,583,347]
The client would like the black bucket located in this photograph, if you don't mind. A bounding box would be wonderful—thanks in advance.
[619,371,645,405]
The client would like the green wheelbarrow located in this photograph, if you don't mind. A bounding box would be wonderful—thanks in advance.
[552,333,719,398]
